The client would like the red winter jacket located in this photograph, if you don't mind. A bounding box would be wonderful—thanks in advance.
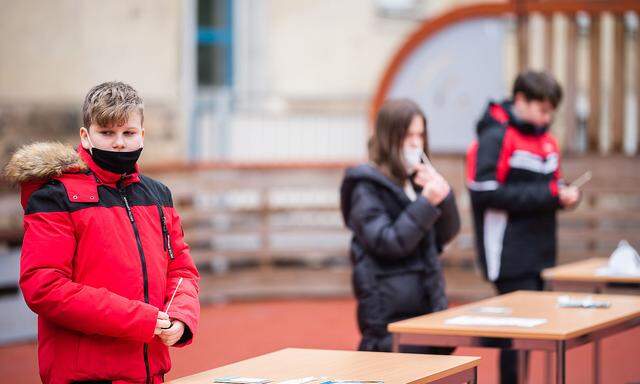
[6,142,200,384]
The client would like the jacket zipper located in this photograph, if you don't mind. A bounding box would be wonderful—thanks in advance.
[156,204,175,260]
[119,184,152,384]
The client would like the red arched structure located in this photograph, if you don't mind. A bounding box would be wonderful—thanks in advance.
[370,0,640,124]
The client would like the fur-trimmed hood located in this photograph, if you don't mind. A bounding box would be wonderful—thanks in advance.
[4,142,87,185]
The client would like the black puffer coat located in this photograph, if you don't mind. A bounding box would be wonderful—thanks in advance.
[340,164,460,351]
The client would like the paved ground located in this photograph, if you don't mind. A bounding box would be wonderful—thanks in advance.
[1,298,639,383]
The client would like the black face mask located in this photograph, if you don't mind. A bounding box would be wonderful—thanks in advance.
[518,121,549,135]
[90,147,142,174]
[508,105,549,135]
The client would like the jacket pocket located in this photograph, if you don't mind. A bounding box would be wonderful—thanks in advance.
[74,334,144,381]
[352,260,384,333]
[376,269,428,323]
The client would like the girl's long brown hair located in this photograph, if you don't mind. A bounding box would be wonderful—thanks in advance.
[368,98,429,186]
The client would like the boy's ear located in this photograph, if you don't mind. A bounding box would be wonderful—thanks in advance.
[514,91,527,105]
[79,127,91,150]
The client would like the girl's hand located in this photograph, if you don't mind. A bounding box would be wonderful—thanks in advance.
[413,164,451,205]
[422,178,450,206]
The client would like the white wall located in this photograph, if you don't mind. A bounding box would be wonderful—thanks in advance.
[0,0,186,163]
[267,0,415,99]
[0,0,182,103]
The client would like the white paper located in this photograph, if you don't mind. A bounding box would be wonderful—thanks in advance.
[596,266,640,277]
[276,377,316,384]
[214,377,271,384]
[557,295,610,308]
[445,315,547,328]
[472,306,512,315]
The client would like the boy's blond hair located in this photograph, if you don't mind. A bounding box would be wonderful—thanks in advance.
[82,81,144,128]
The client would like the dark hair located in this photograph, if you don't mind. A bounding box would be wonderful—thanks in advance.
[369,98,428,186]
[512,70,563,108]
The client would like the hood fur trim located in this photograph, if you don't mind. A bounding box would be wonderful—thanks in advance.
[4,142,88,185]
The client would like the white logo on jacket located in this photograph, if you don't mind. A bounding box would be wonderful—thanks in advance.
[508,150,558,174]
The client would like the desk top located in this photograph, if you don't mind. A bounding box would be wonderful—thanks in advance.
[167,348,480,384]
[389,291,640,340]
[542,258,640,284]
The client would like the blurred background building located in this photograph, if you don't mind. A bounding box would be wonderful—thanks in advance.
[1,0,640,382]
[2,0,639,164]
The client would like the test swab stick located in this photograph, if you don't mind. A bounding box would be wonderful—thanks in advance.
[164,277,183,313]
[420,152,436,172]
[570,171,592,189]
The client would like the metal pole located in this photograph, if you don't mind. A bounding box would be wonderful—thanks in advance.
[556,341,566,384]
[392,334,400,352]
[593,340,600,384]
[518,350,529,384]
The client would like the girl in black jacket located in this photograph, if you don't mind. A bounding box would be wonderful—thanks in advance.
[340,98,460,352]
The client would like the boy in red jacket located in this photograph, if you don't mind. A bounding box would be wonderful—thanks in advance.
[5,81,200,384]
[466,71,580,383]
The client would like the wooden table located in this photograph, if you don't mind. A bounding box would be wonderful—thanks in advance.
[542,258,640,383]
[167,348,481,384]
[542,257,640,293]
[389,291,640,384]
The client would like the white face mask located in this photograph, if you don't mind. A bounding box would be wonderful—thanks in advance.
[402,147,422,170]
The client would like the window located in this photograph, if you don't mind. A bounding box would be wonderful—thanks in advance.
[197,0,233,87]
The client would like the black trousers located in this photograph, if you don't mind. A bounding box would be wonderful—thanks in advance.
[400,345,456,355]
[493,274,544,384]
[359,331,455,355]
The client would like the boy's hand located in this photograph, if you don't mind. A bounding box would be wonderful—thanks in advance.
[154,311,171,335]
[559,185,580,208]
[158,320,185,346]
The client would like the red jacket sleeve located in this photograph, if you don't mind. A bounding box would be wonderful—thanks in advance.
[20,185,158,342]
[163,202,200,347]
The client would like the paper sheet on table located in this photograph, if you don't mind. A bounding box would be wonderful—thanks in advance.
[214,377,271,384]
[472,306,512,315]
[596,267,640,277]
[445,315,547,328]
[276,377,316,384]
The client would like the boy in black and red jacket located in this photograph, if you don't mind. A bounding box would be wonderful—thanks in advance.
[466,70,580,383]
[6,81,200,384]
